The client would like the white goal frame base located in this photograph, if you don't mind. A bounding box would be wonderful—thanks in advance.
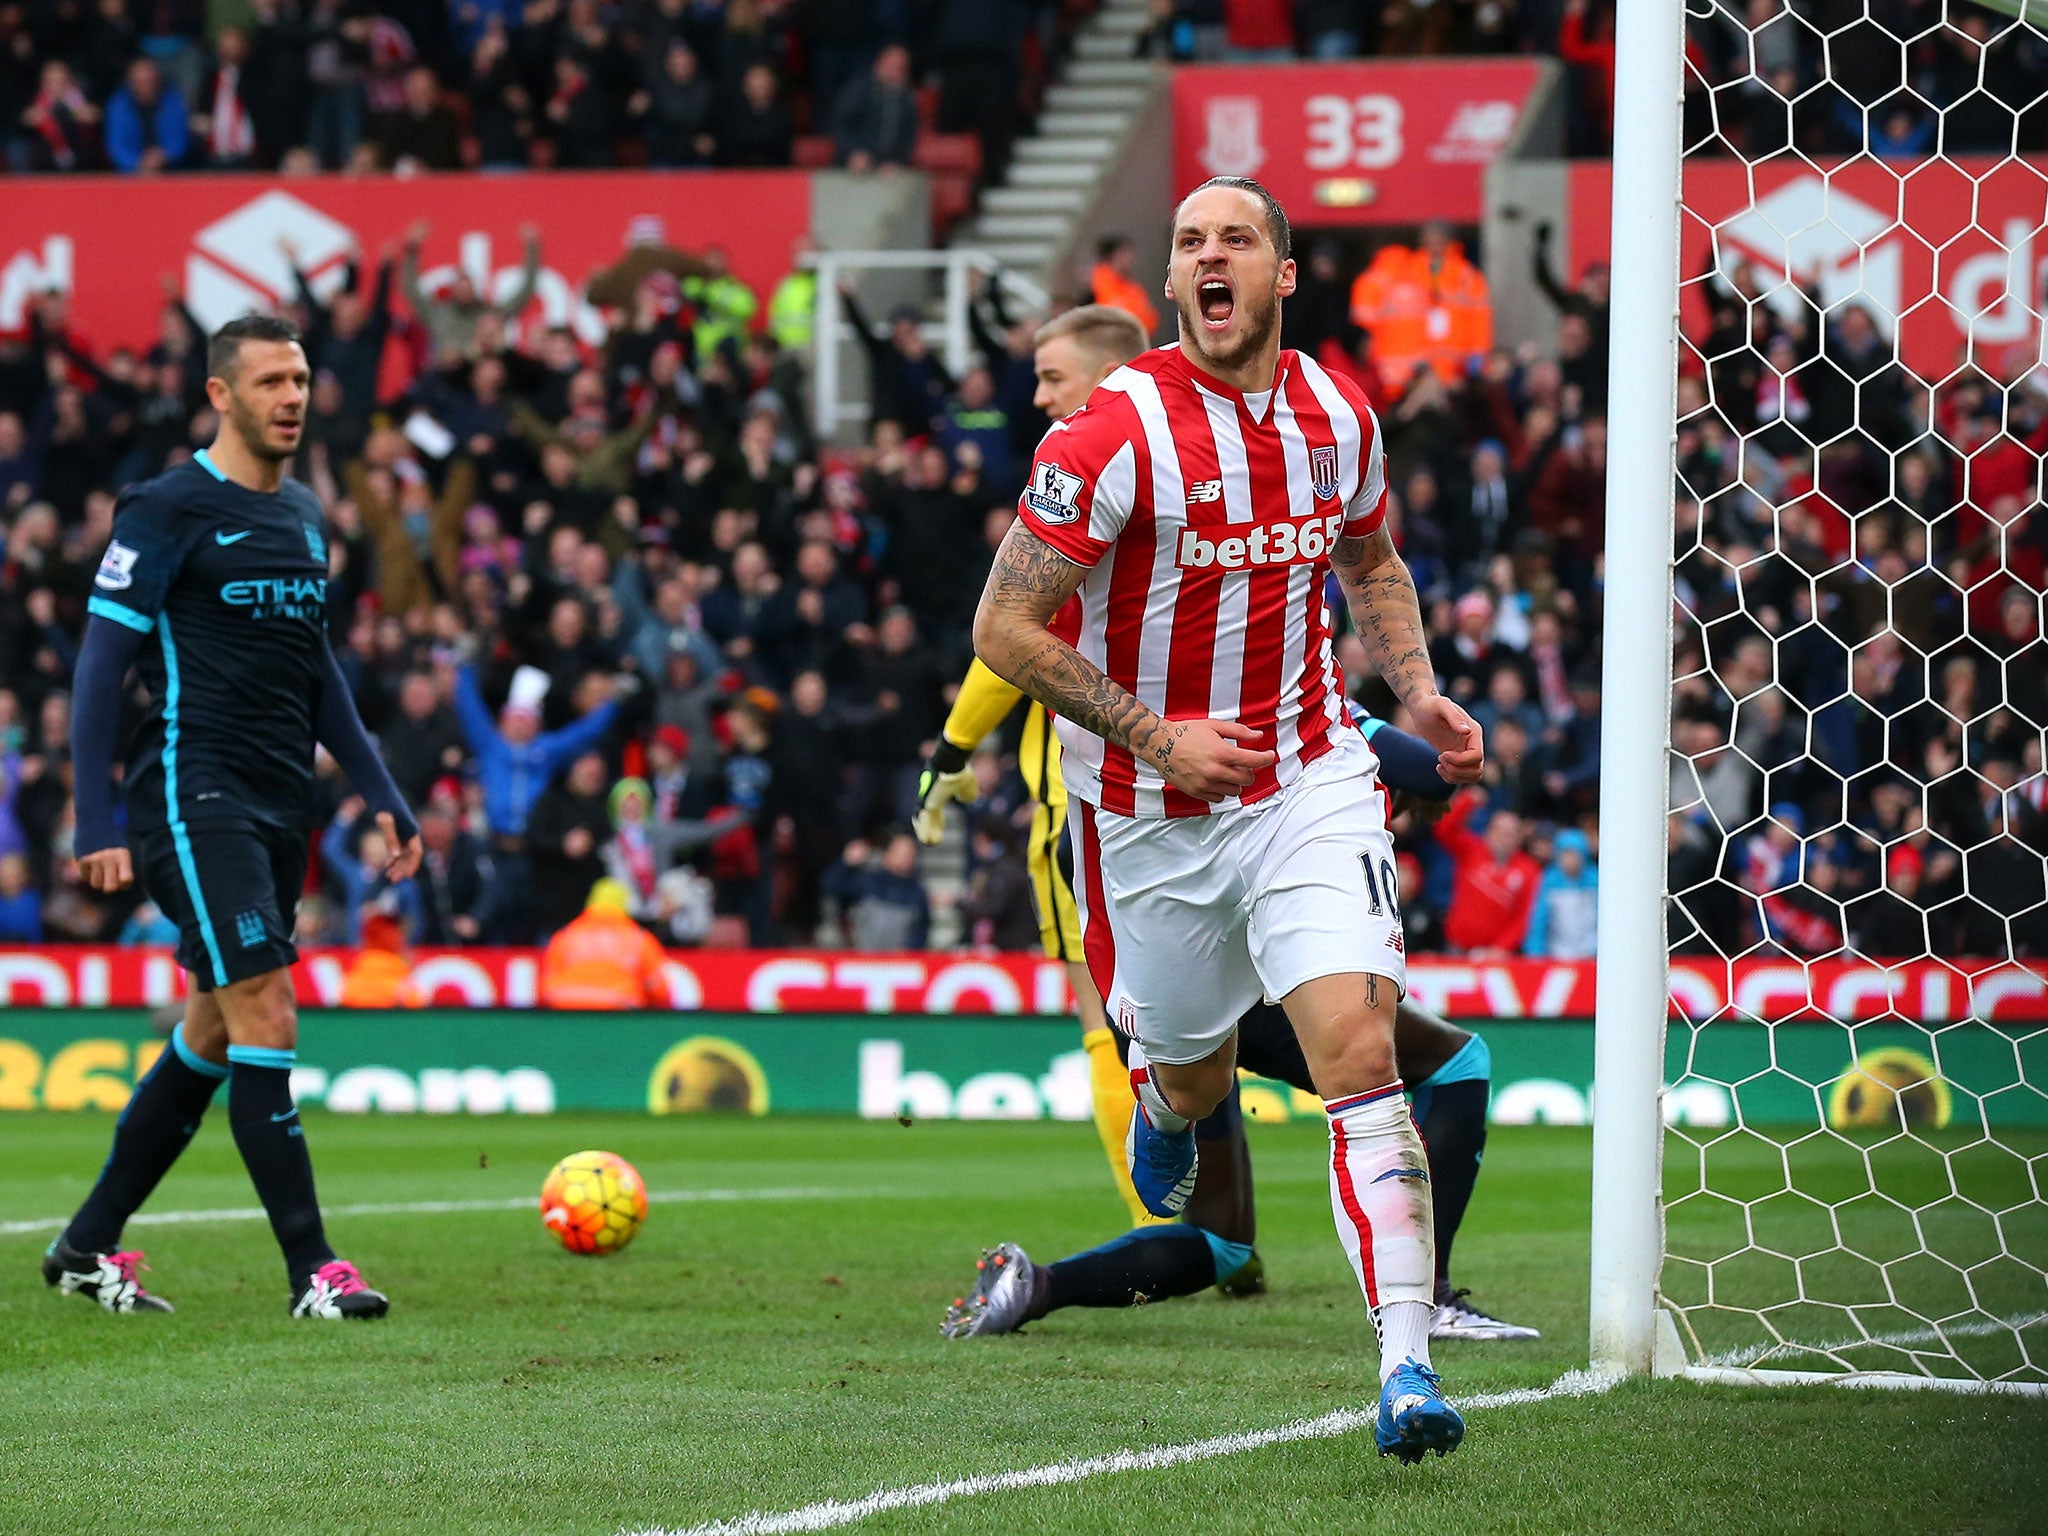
[1646,1310,2048,1396]
[1677,1366,2048,1399]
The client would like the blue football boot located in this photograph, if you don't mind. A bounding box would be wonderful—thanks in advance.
[1124,1103,1197,1217]
[1375,1358,1465,1464]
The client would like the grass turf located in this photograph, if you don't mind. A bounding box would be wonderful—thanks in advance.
[2,1112,2045,1535]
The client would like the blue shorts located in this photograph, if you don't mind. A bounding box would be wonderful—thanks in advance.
[131,819,306,990]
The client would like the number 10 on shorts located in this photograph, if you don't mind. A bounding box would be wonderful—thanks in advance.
[1360,854,1399,918]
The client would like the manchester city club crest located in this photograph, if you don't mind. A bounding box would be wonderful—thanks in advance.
[305,524,327,563]
[1310,444,1340,501]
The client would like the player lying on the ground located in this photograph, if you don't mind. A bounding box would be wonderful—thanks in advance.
[972,176,1484,1462]
[939,707,1534,1343]
[915,302,1160,1221]
[46,314,419,1320]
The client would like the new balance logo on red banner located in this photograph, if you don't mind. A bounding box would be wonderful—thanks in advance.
[1176,512,1344,571]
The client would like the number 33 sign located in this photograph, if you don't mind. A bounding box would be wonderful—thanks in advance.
[1174,60,1544,226]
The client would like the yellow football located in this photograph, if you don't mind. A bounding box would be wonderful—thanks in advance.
[540,1150,648,1256]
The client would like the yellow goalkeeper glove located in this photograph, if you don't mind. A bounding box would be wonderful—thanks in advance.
[913,741,979,845]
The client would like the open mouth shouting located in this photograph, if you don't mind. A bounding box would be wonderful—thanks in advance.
[1196,273,1235,331]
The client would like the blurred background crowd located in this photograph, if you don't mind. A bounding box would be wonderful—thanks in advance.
[4,0,2044,181]
[0,0,2042,964]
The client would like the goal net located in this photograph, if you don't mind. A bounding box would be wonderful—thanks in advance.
[1597,0,2048,1392]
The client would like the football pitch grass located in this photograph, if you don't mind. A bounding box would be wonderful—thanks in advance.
[3,1112,2045,1536]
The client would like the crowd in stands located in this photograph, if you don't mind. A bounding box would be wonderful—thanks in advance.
[0,0,1074,178]
[19,2,2039,180]
[0,3,2042,969]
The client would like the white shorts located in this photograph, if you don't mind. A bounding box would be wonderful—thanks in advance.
[1069,729,1406,1066]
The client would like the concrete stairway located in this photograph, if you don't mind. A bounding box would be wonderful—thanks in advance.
[950,0,1162,282]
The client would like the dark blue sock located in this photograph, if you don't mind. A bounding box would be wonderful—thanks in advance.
[65,1023,227,1252]
[1035,1225,1218,1316]
[1193,1086,1241,1143]
[1416,1078,1488,1296]
[226,1046,335,1288]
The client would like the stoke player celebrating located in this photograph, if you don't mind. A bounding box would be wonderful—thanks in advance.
[971,177,1484,1464]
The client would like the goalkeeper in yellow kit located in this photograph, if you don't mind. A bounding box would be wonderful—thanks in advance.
[913,303,1152,1216]
[920,306,1534,1341]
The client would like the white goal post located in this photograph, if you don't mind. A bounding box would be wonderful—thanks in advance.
[1591,0,2048,1395]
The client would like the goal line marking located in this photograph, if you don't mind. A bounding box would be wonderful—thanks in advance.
[0,1186,880,1239]
[626,1368,1624,1536]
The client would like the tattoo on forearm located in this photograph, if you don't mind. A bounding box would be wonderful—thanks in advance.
[978,524,1178,771]
[1333,528,1435,706]
[1011,635,1176,768]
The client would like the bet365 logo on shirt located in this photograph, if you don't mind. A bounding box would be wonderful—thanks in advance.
[1025,462,1084,525]
[1177,511,1344,572]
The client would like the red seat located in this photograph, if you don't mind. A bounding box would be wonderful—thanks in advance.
[793,134,836,169]
[914,131,982,178]
[930,171,975,240]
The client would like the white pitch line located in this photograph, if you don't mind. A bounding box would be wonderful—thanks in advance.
[0,1186,879,1239]
[626,1369,1624,1536]
[1703,1310,2048,1369]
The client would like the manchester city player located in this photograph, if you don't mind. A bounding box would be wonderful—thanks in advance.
[45,315,420,1319]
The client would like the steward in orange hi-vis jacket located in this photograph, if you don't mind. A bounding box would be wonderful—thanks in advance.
[539,879,671,1009]
[1348,225,1492,391]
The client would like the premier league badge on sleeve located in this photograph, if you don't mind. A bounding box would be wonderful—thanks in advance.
[1025,461,1085,525]
[1310,445,1340,501]
[95,540,139,590]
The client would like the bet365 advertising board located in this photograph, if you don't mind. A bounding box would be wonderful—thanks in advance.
[1,1011,2039,1131]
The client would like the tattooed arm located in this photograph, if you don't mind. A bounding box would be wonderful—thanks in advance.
[1330,523,1486,783]
[972,521,1274,803]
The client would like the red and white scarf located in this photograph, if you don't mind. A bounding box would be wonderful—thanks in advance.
[208,66,254,162]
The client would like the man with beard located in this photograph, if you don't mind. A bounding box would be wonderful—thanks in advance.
[927,304,1532,1350]
[970,178,1483,1462]
[53,316,418,1321]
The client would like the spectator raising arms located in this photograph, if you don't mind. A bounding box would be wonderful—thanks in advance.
[1433,791,1543,958]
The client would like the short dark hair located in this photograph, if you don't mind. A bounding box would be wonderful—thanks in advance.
[207,314,302,383]
[1178,176,1292,264]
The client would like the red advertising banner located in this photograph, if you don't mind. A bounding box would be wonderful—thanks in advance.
[1172,60,1545,226]
[1567,156,2048,384]
[0,170,814,355]
[2,947,2042,1022]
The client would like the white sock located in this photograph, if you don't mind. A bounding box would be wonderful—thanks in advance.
[1126,1040,1190,1134]
[1326,1082,1436,1383]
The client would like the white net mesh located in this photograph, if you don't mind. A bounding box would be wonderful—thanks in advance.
[1660,0,2048,1384]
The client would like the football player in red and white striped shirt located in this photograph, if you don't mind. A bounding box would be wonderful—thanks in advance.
[973,176,1484,1463]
